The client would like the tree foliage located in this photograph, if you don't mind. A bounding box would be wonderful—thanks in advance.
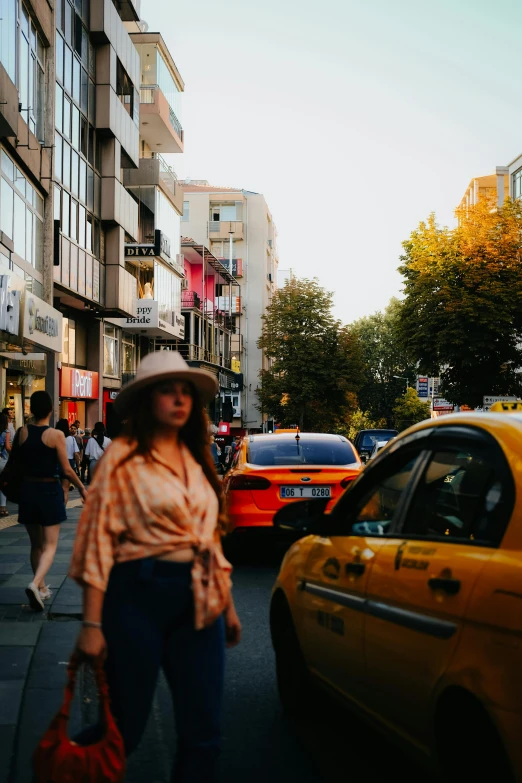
[346,409,386,441]
[397,199,522,407]
[392,388,431,432]
[350,298,417,426]
[257,277,365,431]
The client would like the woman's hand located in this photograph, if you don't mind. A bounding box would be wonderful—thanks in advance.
[224,603,241,648]
[79,485,88,502]
[76,626,106,659]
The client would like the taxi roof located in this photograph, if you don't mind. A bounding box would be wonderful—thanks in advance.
[247,432,349,443]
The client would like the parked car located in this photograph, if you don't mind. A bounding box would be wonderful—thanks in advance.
[368,439,393,461]
[270,411,522,782]
[353,428,398,462]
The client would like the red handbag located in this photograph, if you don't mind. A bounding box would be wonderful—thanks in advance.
[33,652,126,783]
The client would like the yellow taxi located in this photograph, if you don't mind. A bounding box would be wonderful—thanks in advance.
[270,412,522,782]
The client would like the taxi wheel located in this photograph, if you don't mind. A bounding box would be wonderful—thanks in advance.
[436,691,515,783]
[274,622,313,716]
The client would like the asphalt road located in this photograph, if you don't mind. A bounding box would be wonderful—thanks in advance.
[121,550,423,783]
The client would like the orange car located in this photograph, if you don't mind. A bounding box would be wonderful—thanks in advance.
[222,433,362,544]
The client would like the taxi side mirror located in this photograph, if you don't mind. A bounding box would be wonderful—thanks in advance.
[273,498,332,537]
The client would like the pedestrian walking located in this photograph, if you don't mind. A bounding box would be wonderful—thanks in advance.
[70,351,241,782]
[56,418,77,503]
[0,412,12,516]
[18,392,85,611]
[2,407,16,441]
[210,435,222,475]
[80,428,91,484]
[84,422,111,477]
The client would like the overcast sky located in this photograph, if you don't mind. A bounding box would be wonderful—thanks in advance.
[142,0,522,325]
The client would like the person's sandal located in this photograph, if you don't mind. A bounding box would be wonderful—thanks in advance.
[39,585,53,600]
[25,582,44,611]
[0,509,8,517]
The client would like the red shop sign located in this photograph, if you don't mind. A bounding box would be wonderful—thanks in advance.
[218,421,230,435]
[60,368,99,399]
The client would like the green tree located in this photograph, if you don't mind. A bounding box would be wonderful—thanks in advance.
[257,277,365,431]
[392,388,431,432]
[350,298,417,426]
[398,199,522,407]
[346,409,386,441]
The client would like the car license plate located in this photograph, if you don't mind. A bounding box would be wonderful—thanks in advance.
[280,486,331,499]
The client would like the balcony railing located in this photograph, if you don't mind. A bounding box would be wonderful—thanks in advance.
[179,343,231,369]
[151,152,178,200]
[140,85,183,138]
[181,290,201,309]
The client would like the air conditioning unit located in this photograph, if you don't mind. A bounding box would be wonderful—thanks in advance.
[181,278,189,290]
[176,253,185,267]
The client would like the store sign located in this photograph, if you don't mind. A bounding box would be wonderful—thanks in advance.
[231,359,241,374]
[124,231,171,259]
[218,422,230,435]
[23,294,62,352]
[433,398,454,411]
[113,300,184,339]
[60,368,99,399]
[416,377,429,398]
[0,275,22,337]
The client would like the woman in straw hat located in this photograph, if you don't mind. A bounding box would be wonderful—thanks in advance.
[69,351,241,781]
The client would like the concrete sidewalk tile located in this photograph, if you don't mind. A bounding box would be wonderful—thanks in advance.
[0,622,43,646]
[0,564,23,575]
[0,588,32,605]
[0,547,31,554]
[0,554,27,563]
[4,573,67,588]
[0,725,16,783]
[17,563,69,576]
[0,681,24,724]
[0,647,33,679]
[50,605,83,616]
[48,554,73,564]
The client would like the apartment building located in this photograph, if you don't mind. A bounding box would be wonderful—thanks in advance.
[182,183,278,433]
[459,173,509,211]
[0,0,188,431]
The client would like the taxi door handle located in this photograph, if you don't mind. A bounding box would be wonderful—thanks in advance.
[345,562,366,576]
[428,577,461,595]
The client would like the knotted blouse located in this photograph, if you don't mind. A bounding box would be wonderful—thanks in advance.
[69,438,232,629]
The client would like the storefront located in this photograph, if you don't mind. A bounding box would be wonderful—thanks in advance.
[59,367,99,425]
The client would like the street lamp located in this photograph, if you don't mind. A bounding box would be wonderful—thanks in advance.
[393,375,409,393]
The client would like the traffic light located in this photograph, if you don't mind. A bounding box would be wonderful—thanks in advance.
[266,419,274,433]
[222,400,233,423]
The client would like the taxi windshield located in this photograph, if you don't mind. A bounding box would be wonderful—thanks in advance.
[248,438,358,466]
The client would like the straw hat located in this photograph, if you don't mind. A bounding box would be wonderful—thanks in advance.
[115,351,218,416]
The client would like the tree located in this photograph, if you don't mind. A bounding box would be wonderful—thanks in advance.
[392,388,431,432]
[346,409,386,441]
[350,298,417,426]
[397,199,522,407]
[257,277,365,431]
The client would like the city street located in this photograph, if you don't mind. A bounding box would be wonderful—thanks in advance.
[122,555,423,783]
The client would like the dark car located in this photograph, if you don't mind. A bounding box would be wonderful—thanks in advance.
[353,429,398,462]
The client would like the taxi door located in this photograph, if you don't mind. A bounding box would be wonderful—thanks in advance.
[298,445,427,707]
[363,429,510,746]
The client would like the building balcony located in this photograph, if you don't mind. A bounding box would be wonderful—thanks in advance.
[123,154,183,215]
[179,343,231,369]
[90,0,140,81]
[101,177,139,239]
[96,85,140,167]
[181,290,201,310]
[104,264,136,315]
[209,221,244,241]
[216,295,241,314]
[139,86,184,154]
[0,63,18,138]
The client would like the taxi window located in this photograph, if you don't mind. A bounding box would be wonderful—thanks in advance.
[342,453,420,536]
[403,447,510,546]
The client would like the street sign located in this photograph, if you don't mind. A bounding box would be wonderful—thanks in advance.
[433,398,454,411]
[416,377,429,398]
[489,401,522,412]
[483,396,517,412]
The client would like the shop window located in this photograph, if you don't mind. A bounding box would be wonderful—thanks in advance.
[122,334,136,374]
[62,317,76,365]
[103,324,119,377]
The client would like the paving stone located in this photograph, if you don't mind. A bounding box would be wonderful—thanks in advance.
[50,604,83,617]
[0,681,24,724]
[0,725,16,783]
[0,563,23,574]
[0,554,27,563]
[0,588,33,605]
[0,546,31,554]
[4,573,67,588]
[0,647,32,680]
[17,563,69,575]
[0,622,43,646]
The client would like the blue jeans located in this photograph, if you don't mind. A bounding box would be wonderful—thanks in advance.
[77,558,225,782]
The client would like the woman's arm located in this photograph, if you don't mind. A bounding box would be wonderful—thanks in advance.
[76,584,106,658]
[54,431,86,498]
[5,432,11,453]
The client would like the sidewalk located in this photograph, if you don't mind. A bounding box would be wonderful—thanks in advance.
[0,496,85,783]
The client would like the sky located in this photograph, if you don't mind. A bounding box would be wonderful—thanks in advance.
[142,0,522,324]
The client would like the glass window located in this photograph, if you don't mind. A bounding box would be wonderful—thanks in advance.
[87,166,94,210]
[182,201,189,221]
[116,58,133,117]
[13,194,26,258]
[64,0,73,45]
[55,133,63,181]
[345,454,420,537]
[1,150,14,181]
[81,67,88,113]
[62,190,70,236]
[69,242,78,289]
[14,167,25,197]
[55,84,64,131]
[78,204,86,247]
[513,168,522,200]
[248,437,359,467]
[56,0,63,34]
[0,0,17,82]
[103,324,119,377]
[122,335,135,373]
[63,97,71,140]
[62,141,71,190]
[1,178,14,238]
[26,208,33,265]
[78,249,86,295]
[72,106,80,150]
[403,448,511,546]
[70,199,78,241]
[73,56,80,103]
[64,45,72,94]
[54,185,61,221]
[71,150,79,197]
[79,158,86,203]
[86,213,92,251]
[34,214,43,272]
